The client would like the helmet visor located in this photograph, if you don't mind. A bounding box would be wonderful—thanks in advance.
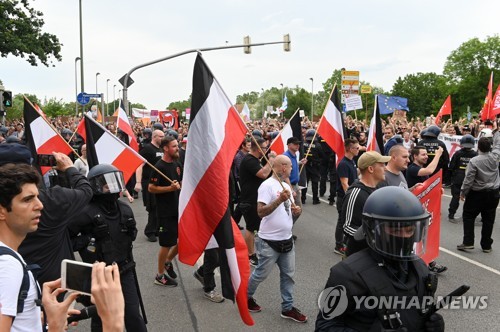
[365,218,429,261]
[89,171,126,194]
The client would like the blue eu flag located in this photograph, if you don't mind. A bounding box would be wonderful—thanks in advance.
[377,94,409,114]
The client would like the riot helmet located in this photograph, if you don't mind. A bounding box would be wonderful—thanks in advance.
[87,164,126,195]
[152,122,164,131]
[460,134,475,149]
[142,128,152,139]
[362,186,430,261]
[305,129,316,139]
[61,128,73,141]
[478,128,493,139]
[423,125,441,138]
[166,129,179,140]
[252,129,263,138]
[269,131,279,140]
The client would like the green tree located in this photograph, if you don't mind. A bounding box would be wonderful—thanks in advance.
[443,35,500,115]
[391,72,448,119]
[0,0,62,66]
[7,93,40,120]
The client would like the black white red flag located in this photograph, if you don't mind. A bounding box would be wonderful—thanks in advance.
[116,100,139,152]
[269,109,302,155]
[178,54,253,325]
[23,97,73,174]
[366,95,384,154]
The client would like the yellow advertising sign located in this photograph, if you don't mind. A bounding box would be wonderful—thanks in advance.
[360,85,372,94]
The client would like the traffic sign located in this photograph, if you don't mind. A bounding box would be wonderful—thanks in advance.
[77,92,90,105]
[341,70,360,103]
[119,75,134,88]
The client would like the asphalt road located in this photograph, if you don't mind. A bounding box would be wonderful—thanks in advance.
[74,186,500,331]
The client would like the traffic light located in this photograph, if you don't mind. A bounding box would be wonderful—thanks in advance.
[283,34,291,52]
[2,91,12,107]
[243,36,251,54]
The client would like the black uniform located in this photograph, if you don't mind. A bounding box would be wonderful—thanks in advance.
[319,138,337,204]
[69,198,147,332]
[139,143,163,237]
[19,167,93,285]
[448,148,477,218]
[315,249,437,331]
[419,137,450,184]
[302,136,324,203]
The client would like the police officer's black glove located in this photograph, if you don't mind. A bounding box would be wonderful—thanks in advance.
[425,313,444,332]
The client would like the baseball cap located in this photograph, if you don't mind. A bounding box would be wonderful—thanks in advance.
[357,151,391,170]
[286,137,301,145]
[0,143,33,166]
[462,125,471,131]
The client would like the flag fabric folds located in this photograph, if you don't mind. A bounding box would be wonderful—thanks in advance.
[480,72,494,121]
[178,54,253,325]
[23,98,73,174]
[84,115,145,183]
[241,102,251,122]
[279,92,288,113]
[116,100,139,152]
[434,95,452,125]
[492,84,500,117]
[366,96,384,154]
[269,109,302,155]
[377,94,409,114]
[317,85,346,166]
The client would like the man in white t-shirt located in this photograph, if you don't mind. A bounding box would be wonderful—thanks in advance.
[247,155,307,323]
[0,164,44,331]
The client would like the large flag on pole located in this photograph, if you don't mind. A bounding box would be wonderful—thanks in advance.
[366,96,384,154]
[116,100,139,152]
[317,85,345,166]
[269,109,301,155]
[84,115,145,183]
[279,92,288,113]
[434,95,452,125]
[241,102,251,122]
[492,84,500,117]
[178,54,253,325]
[480,72,494,121]
[23,97,73,174]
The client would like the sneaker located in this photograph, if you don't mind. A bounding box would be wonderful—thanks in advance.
[428,261,448,274]
[482,248,492,253]
[328,200,335,206]
[204,290,225,303]
[249,254,258,267]
[193,269,205,287]
[312,200,321,205]
[164,262,177,279]
[248,297,261,312]
[154,273,178,287]
[281,307,307,323]
[457,243,474,251]
[333,245,346,256]
[147,234,157,242]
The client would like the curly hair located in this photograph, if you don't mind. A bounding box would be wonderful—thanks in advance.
[0,164,41,212]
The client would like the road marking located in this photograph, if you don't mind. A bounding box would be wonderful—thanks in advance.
[440,247,500,276]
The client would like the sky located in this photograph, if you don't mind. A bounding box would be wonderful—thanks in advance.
[1,0,499,111]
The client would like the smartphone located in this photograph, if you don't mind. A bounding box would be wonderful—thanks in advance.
[38,154,57,167]
[61,259,93,296]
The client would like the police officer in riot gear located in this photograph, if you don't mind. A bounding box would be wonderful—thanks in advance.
[302,129,324,204]
[69,164,147,332]
[316,187,445,332]
[140,128,153,150]
[420,125,450,186]
[448,134,477,222]
[318,135,337,205]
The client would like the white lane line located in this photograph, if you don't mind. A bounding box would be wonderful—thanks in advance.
[439,247,500,276]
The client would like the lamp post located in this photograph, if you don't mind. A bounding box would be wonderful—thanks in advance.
[106,79,110,115]
[113,85,116,112]
[79,0,84,96]
[310,77,314,120]
[74,57,81,116]
[261,88,265,116]
[95,72,100,112]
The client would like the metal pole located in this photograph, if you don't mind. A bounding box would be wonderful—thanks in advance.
[95,72,100,113]
[75,57,81,116]
[310,77,314,120]
[101,94,105,125]
[79,0,84,95]
[106,79,110,116]
[121,39,290,114]
[113,85,116,112]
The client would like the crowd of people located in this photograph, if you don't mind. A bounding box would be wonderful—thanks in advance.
[0,109,499,331]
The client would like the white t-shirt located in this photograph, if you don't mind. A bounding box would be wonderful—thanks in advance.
[0,242,42,332]
[257,177,293,241]
[74,157,89,176]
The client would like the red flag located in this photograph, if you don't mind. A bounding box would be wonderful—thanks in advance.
[366,96,384,154]
[116,100,139,152]
[269,109,301,155]
[480,72,494,121]
[317,85,345,166]
[84,115,145,183]
[412,171,442,264]
[76,117,86,142]
[492,84,500,117]
[159,109,179,130]
[178,54,253,325]
[23,98,73,174]
[434,95,452,125]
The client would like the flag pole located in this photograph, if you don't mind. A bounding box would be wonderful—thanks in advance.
[23,96,83,161]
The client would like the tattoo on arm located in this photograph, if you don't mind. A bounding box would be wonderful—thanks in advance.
[257,199,282,218]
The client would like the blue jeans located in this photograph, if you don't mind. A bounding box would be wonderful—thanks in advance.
[247,236,295,311]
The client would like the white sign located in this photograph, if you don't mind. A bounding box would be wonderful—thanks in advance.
[438,134,478,159]
[345,95,363,111]
[299,109,305,118]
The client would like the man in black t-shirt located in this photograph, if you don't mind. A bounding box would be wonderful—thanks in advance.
[238,138,275,266]
[406,146,443,188]
[134,129,165,242]
[149,136,182,287]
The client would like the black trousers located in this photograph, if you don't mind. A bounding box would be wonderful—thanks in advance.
[142,180,158,237]
[334,195,345,247]
[462,190,499,249]
[301,164,320,201]
[196,248,220,293]
[448,183,461,216]
[91,269,147,332]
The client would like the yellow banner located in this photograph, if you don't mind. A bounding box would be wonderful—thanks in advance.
[360,85,372,94]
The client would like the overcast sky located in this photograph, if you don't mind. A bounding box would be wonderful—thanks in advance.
[2,0,498,111]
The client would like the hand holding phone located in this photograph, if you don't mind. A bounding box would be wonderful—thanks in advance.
[61,259,93,296]
[38,154,57,167]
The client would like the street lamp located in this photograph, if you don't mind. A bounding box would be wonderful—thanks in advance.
[79,0,84,96]
[106,78,110,115]
[95,72,100,112]
[113,85,116,112]
[74,57,81,116]
[310,77,314,120]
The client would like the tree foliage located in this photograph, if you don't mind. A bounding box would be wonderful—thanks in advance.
[0,0,62,66]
